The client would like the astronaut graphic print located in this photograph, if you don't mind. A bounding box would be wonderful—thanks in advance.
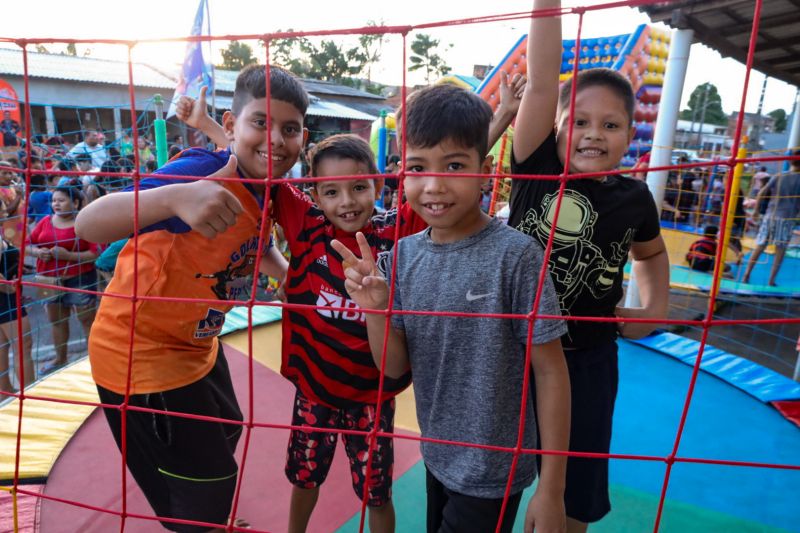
[516,189,634,315]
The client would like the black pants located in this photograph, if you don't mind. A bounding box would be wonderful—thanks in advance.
[97,345,243,532]
[426,468,523,533]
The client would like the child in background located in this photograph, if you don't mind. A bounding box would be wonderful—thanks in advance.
[686,225,723,273]
[333,84,570,533]
[509,1,670,530]
[75,64,305,532]
[177,88,426,532]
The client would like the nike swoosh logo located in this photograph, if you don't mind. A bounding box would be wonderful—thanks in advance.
[466,290,492,302]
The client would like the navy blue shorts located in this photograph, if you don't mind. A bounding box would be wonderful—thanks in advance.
[562,341,618,523]
[97,345,243,532]
[426,468,522,533]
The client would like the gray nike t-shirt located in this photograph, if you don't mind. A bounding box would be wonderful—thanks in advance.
[378,217,566,498]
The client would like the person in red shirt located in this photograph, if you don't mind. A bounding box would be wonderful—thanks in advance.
[27,182,99,371]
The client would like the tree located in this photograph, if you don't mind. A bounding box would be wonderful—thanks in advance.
[65,43,77,56]
[35,45,49,54]
[679,83,727,126]
[358,20,386,84]
[768,108,787,133]
[267,29,384,85]
[219,41,258,71]
[408,33,452,84]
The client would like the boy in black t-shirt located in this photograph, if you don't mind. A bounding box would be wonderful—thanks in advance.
[509,1,670,530]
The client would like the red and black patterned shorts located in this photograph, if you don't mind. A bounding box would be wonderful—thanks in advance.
[285,389,395,507]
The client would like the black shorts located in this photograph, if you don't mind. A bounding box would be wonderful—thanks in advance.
[425,468,522,533]
[96,345,243,533]
[285,389,395,507]
[562,341,619,523]
[0,291,26,325]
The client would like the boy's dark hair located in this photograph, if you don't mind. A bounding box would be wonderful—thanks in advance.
[703,225,718,237]
[231,64,309,117]
[308,134,378,179]
[387,154,401,165]
[75,152,92,165]
[559,68,635,125]
[401,85,494,157]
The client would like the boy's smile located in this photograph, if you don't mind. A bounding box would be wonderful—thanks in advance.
[224,97,306,186]
[404,138,492,243]
[556,85,635,178]
[311,158,381,234]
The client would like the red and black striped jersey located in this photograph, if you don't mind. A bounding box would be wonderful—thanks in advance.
[272,183,425,408]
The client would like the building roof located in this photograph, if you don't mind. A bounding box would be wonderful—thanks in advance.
[213,94,376,121]
[639,0,800,88]
[0,47,176,89]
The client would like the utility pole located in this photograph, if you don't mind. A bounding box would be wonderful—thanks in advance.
[696,83,710,150]
[750,75,768,152]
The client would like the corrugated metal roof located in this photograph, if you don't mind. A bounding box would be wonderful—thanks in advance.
[0,47,176,88]
[213,94,376,121]
[213,68,385,100]
[639,0,800,87]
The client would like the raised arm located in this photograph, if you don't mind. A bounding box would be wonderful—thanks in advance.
[75,156,243,243]
[487,71,527,151]
[175,86,229,148]
[513,0,563,164]
[331,232,409,378]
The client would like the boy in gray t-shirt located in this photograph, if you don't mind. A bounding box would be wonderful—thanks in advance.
[332,85,570,533]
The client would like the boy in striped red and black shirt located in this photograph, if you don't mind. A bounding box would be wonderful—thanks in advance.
[272,135,425,532]
[178,91,426,530]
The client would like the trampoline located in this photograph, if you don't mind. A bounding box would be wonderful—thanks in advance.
[3,317,798,532]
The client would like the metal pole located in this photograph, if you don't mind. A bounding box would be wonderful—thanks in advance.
[625,27,693,308]
[785,89,800,172]
[153,94,168,168]
[696,83,710,150]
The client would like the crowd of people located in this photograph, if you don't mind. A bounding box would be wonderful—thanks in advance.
[0,128,187,393]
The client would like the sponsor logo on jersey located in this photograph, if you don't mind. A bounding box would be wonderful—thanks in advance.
[195,308,226,339]
[316,287,364,322]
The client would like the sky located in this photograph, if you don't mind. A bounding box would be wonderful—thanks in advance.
[2,0,797,117]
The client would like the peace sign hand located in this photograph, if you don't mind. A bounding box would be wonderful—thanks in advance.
[330,232,389,311]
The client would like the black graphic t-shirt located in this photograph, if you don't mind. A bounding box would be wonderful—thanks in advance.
[509,131,660,349]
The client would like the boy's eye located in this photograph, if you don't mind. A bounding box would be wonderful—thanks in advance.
[605,122,619,129]
[407,165,424,173]
[253,119,267,128]
[323,189,337,197]
[283,126,300,136]
[447,162,464,172]
[574,119,587,126]
[354,184,368,191]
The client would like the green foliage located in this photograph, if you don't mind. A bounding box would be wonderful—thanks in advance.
[266,23,386,86]
[35,45,49,54]
[219,41,259,71]
[65,43,77,56]
[767,108,787,133]
[679,83,727,126]
[408,33,452,84]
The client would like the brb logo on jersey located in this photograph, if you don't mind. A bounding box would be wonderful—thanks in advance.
[316,287,364,322]
[195,308,226,339]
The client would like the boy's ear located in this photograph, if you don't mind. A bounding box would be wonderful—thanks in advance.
[307,185,319,205]
[481,154,494,175]
[302,128,309,147]
[373,177,385,200]
[222,111,236,142]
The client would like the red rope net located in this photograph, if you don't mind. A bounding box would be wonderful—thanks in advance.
[3,0,800,532]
